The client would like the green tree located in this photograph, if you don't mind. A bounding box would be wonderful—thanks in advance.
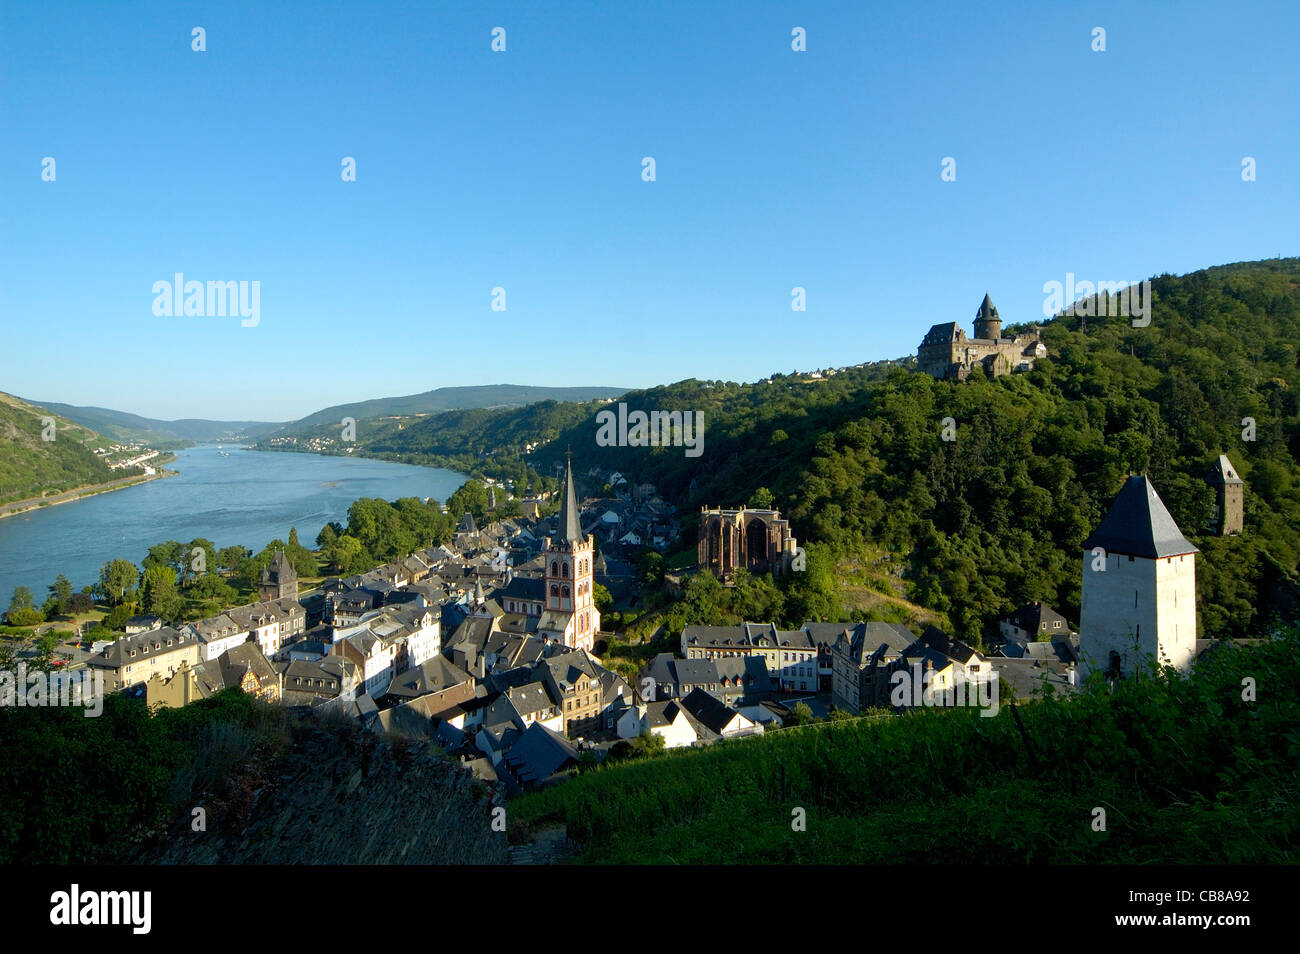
[328,535,366,574]
[142,540,186,581]
[7,587,34,615]
[97,559,140,605]
[217,546,251,576]
[182,539,218,586]
[49,575,73,610]
[31,633,59,672]
[786,702,815,726]
[628,731,666,759]
[103,602,136,632]
[5,607,44,627]
[315,523,338,550]
[140,565,182,621]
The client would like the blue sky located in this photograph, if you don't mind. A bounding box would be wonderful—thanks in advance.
[2,1,1296,421]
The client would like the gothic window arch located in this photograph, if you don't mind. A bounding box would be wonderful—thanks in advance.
[562,585,570,599]
[563,562,570,576]
[550,584,559,597]
[551,561,558,576]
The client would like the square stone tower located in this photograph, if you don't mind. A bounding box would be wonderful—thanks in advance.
[1078,476,1198,680]
[537,455,599,653]
[1206,454,1244,536]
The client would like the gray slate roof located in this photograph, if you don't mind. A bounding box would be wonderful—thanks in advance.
[1081,475,1199,559]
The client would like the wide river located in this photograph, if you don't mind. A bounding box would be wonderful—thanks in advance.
[0,445,468,601]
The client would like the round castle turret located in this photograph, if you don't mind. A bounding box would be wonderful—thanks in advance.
[973,293,1002,340]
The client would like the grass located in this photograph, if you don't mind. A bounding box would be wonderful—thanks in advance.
[511,629,1300,864]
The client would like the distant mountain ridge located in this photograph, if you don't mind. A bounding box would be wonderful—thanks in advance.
[287,384,628,430]
[27,401,282,446]
[28,384,629,448]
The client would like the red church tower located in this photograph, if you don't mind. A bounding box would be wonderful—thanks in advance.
[538,454,599,652]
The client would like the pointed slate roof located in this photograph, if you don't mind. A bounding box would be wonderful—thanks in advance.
[1207,454,1243,485]
[976,293,999,322]
[557,455,583,544]
[457,512,478,534]
[262,549,296,585]
[1081,475,1199,559]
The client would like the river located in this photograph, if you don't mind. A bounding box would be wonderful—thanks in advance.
[0,445,468,602]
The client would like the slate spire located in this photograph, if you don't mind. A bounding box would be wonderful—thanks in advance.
[558,452,583,544]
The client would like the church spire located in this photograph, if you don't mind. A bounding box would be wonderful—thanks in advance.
[558,452,583,544]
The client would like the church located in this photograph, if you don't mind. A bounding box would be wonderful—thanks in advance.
[1078,475,1198,680]
[697,505,799,578]
[536,456,600,653]
[918,294,1046,380]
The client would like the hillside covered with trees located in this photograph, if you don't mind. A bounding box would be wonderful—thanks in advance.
[0,392,117,506]
[259,258,1300,645]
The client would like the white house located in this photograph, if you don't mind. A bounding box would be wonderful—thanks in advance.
[183,613,247,662]
[333,630,398,698]
[617,700,701,749]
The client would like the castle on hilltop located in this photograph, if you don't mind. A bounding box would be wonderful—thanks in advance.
[918,294,1046,381]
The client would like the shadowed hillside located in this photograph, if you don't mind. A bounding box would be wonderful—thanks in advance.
[510,629,1300,864]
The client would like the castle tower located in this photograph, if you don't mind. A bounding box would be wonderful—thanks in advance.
[973,293,1002,341]
[259,550,297,602]
[538,455,599,652]
[1206,454,1244,536]
[1078,476,1198,680]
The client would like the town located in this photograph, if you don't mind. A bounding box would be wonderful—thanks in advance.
[9,443,1254,797]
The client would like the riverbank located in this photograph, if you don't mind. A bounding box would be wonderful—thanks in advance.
[0,445,470,603]
[0,470,176,521]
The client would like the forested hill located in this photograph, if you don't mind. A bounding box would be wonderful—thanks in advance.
[0,392,118,506]
[271,257,1300,643]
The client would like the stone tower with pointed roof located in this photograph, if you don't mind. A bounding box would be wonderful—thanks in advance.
[537,455,599,652]
[1206,454,1244,536]
[1078,476,1198,680]
[972,293,1002,340]
[918,294,1046,381]
[259,549,298,602]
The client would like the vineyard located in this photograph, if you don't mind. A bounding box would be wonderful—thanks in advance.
[511,630,1300,864]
